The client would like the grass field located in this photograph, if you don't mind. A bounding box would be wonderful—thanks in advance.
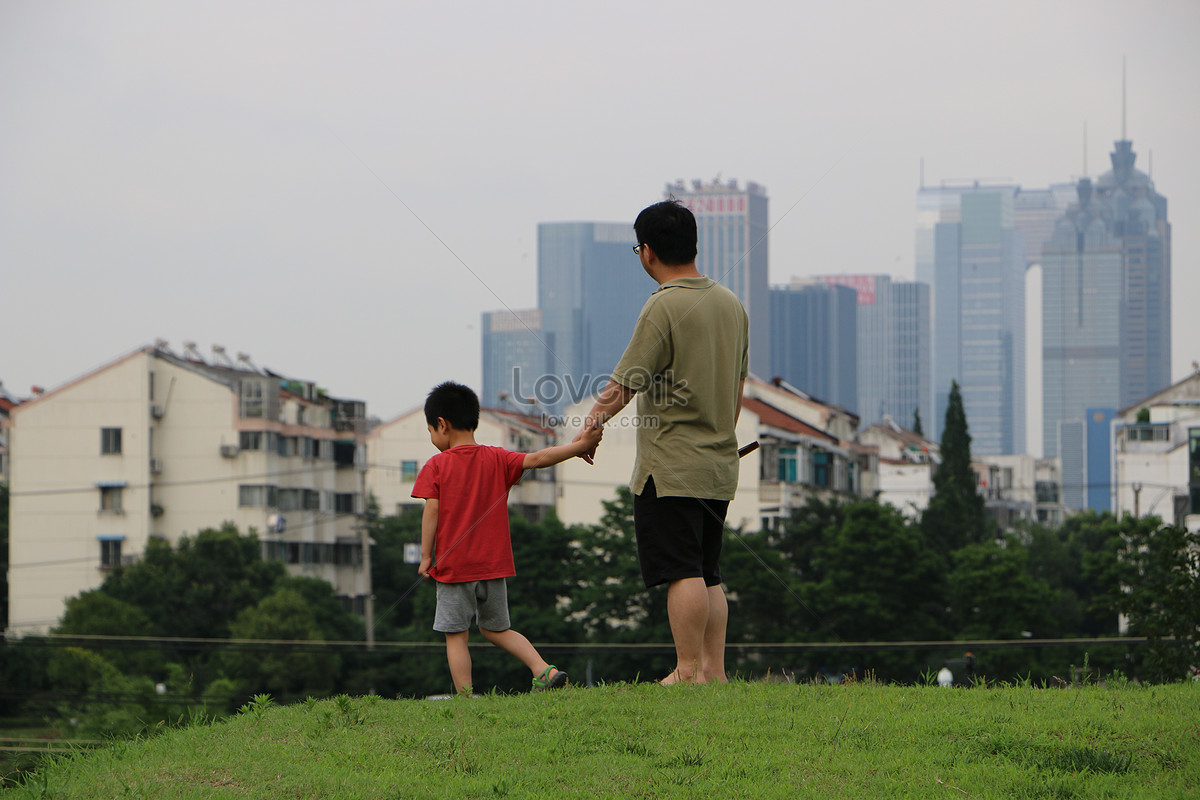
[4,680,1197,799]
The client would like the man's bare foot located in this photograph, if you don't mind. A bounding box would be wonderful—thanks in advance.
[659,669,702,686]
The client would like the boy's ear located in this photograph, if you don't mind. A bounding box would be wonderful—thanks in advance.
[436,417,451,433]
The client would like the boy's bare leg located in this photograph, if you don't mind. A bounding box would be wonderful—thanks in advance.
[662,577,710,684]
[479,627,561,681]
[701,584,729,683]
[445,631,473,693]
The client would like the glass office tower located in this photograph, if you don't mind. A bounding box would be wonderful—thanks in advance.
[769,280,858,411]
[1041,137,1171,463]
[536,222,652,413]
[481,308,553,412]
[920,188,1027,453]
[667,179,770,378]
[817,275,931,429]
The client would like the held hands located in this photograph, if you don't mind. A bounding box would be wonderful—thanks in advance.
[573,416,604,465]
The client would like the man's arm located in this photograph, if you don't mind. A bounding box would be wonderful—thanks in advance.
[572,379,636,464]
[523,424,603,470]
[736,378,745,422]
[418,498,438,578]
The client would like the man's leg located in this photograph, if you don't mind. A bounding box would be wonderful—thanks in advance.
[701,584,729,683]
[663,576,710,684]
[445,631,472,693]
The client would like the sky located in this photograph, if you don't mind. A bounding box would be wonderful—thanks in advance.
[3,0,1198,424]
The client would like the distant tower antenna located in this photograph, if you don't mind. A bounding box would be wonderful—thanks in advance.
[1121,56,1127,140]
[1083,122,1087,176]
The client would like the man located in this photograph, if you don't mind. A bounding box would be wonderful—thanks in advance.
[577,199,749,684]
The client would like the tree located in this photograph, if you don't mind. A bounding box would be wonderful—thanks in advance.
[948,540,1055,638]
[912,408,924,437]
[922,380,988,556]
[222,588,341,699]
[776,498,947,682]
[99,523,287,642]
[1,481,8,628]
[54,591,164,677]
[1106,519,1200,682]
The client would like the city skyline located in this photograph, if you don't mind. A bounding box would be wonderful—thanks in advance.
[3,2,1197,421]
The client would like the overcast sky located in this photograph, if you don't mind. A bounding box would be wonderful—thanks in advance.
[3,0,1197,422]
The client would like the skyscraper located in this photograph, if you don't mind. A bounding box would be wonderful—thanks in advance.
[769,280,857,411]
[667,179,770,378]
[1041,136,1171,460]
[480,308,553,411]
[535,222,652,412]
[817,274,931,429]
[918,186,1027,453]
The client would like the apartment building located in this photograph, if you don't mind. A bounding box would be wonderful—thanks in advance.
[6,342,369,633]
[858,415,939,520]
[1113,369,1200,531]
[365,406,559,523]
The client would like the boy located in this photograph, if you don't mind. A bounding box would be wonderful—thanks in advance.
[413,381,602,695]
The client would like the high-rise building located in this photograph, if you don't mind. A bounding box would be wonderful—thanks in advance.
[480,308,553,412]
[535,222,652,413]
[667,179,770,378]
[817,275,931,429]
[1041,137,1172,462]
[918,186,1027,453]
[769,280,857,411]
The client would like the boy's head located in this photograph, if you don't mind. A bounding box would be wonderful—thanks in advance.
[424,381,480,432]
[633,199,697,267]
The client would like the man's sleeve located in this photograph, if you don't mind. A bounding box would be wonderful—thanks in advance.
[411,459,438,499]
[610,301,670,392]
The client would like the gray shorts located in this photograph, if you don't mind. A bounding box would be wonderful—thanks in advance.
[433,578,511,633]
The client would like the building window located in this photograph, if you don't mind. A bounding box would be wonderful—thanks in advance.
[239,380,266,418]
[240,431,267,451]
[334,493,356,514]
[100,486,124,513]
[238,484,278,508]
[813,451,831,488]
[278,488,302,511]
[99,538,123,569]
[401,460,419,482]
[101,427,122,455]
[777,447,797,483]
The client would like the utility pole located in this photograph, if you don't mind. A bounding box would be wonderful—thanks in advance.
[357,439,375,650]
[1132,482,1143,518]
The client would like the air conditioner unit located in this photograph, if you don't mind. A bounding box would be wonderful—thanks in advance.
[150,404,165,419]
[220,444,239,458]
[149,458,163,474]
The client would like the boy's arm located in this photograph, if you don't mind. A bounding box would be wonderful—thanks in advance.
[522,425,603,470]
[418,498,438,578]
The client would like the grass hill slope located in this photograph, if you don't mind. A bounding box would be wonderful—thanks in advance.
[8,681,1197,799]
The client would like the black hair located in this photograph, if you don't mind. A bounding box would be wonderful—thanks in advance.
[633,199,698,267]
[424,381,480,430]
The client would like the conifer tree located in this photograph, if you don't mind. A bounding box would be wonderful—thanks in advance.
[922,380,988,556]
[912,408,924,436]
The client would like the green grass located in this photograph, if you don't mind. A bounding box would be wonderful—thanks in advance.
[5,681,1197,799]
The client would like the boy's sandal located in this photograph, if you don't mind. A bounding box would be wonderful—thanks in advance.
[532,666,568,691]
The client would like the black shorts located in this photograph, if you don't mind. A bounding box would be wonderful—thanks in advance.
[633,475,729,589]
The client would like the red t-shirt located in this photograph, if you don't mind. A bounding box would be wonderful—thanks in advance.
[410,444,526,583]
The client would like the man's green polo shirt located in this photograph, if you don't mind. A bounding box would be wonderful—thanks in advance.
[609,276,749,501]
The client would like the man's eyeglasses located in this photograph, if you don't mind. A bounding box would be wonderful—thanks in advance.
[632,244,644,255]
